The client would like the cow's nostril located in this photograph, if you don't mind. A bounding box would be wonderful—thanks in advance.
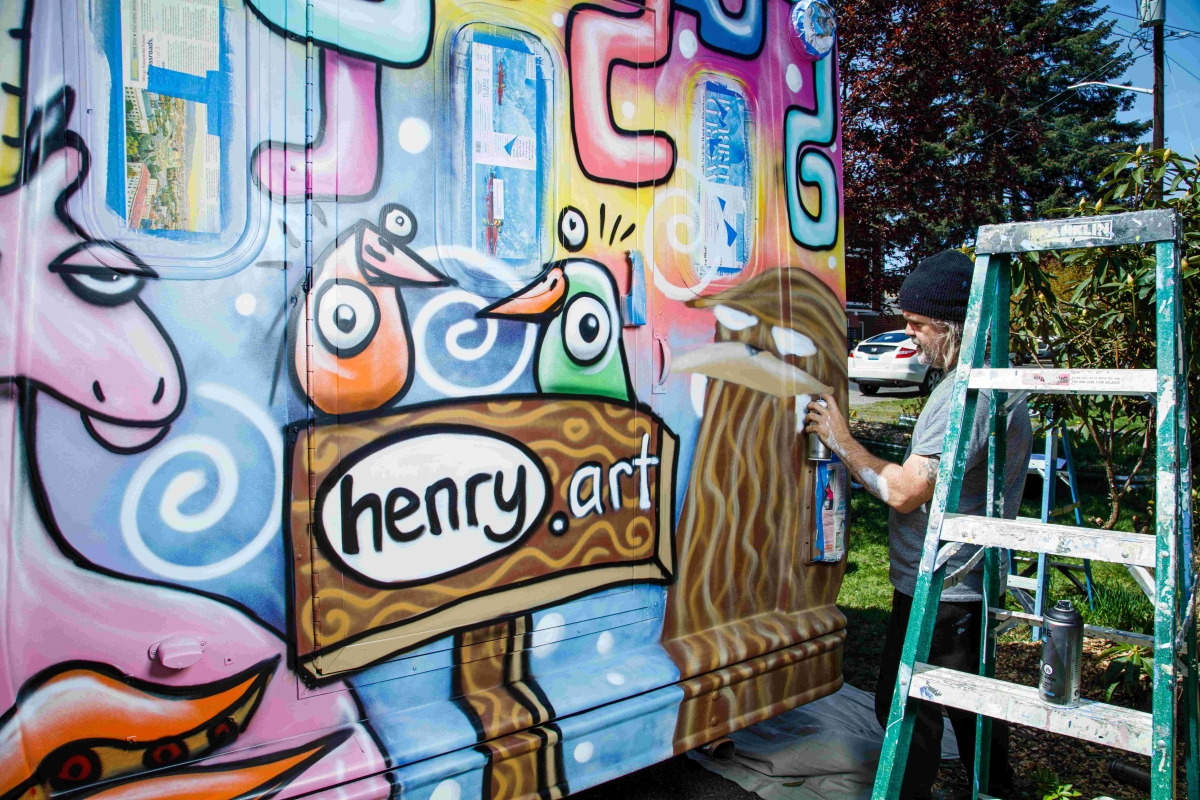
[92,381,105,403]
[152,377,165,405]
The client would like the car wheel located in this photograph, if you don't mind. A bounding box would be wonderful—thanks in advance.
[919,369,944,396]
[859,383,879,396]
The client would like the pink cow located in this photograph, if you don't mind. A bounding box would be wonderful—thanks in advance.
[0,90,389,800]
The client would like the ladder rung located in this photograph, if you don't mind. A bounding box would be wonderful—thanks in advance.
[989,610,1154,647]
[941,514,1156,568]
[969,368,1157,396]
[1007,574,1039,591]
[908,664,1152,755]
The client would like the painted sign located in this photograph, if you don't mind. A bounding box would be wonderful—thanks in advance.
[291,397,679,679]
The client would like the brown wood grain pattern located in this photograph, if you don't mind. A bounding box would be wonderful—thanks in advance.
[288,397,678,679]
[480,725,568,800]
[663,268,849,685]
[672,631,845,755]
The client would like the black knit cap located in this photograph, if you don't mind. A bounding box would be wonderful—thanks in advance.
[897,250,974,324]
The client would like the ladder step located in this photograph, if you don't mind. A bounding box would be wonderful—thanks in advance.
[1007,574,1039,591]
[969,368,1156,396]
[941,514,1156,568]
[989,609,1154,647]
[908,664,1152,756]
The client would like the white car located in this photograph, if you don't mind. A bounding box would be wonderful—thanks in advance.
[848,330,942,395]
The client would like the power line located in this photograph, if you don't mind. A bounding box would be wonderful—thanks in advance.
[1165,58,1198,159]
[1106,9,1200,37]
[1166,53,1200,85]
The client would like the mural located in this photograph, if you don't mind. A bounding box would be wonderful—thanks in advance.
[0,0,847,797]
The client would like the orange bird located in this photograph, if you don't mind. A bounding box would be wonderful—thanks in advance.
[294,204,451,416]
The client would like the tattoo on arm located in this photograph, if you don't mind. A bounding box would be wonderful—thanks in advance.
[920,457,940,484]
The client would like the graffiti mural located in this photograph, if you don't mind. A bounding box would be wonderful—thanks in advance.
[1,0,847,796]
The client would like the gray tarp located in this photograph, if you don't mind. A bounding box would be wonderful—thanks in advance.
[688,683,959,800]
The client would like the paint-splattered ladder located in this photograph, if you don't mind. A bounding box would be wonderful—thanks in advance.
[871,209,1197,800]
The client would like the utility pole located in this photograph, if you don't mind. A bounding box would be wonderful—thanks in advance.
[1140,0,1166,195]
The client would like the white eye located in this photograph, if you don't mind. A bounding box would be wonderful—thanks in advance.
[713,305,758,331]
[562,293,611,366]
[772,325,817,357]
[315,279,380,358]
[558,207,588,252]
[382,204,416,243]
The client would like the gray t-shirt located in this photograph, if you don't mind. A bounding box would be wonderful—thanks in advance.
[888,367,1033,601]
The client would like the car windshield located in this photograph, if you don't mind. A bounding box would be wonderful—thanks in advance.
[864,332,909,344]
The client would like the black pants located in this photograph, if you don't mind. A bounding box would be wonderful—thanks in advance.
[874,590,1013,799]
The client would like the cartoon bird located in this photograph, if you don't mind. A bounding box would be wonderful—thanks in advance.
[293,204,452,415]
[661,268,848,678]
[478,259,632,402]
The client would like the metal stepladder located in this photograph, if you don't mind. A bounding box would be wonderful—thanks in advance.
[872,209,1196,800]
[1007,413,1095,636]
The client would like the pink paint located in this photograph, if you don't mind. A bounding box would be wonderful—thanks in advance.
[253,50,381,201]
[0,137,387,795]
[569,0,674,185]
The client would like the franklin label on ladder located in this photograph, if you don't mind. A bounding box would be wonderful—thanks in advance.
[872,209,1196,800]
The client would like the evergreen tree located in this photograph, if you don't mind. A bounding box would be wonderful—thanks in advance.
[837,0,1148,308]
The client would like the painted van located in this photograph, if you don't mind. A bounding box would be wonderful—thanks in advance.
[0,0,847,795]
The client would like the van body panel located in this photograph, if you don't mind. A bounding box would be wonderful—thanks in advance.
[0,0,846,795]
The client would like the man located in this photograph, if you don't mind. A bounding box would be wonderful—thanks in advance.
[805,249,1032,799]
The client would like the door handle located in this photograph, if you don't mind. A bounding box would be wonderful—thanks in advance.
[623,250,647,327]
[652,335,671,394]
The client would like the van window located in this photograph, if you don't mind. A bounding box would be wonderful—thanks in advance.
[693,75,754,284]
[444,25,554,295]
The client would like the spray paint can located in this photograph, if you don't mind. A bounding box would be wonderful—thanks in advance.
[806,398,832,461]
[1039,599,1083,706]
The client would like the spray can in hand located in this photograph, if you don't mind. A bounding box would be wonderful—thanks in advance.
[807,397,832,461]
[1039,599,1083,706]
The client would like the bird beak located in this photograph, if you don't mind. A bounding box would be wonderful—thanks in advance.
[477,266,567,321]
[357,226,451,285]
[673,342,833,397]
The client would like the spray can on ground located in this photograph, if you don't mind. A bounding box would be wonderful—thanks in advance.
[807,397,832,461]
[1039,599,1083,706]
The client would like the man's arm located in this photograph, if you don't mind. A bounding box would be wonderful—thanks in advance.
[804,394,938,514]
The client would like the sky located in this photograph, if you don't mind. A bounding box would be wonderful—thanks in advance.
[1101,0,1200,157]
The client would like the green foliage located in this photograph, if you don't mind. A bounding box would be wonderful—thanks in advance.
[1009,148,1200,525]
[1088,583,1152,635]
[1032,766,1083,799]
[1099,642,1151,706]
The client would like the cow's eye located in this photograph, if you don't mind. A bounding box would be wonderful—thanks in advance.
[51,241,148,306]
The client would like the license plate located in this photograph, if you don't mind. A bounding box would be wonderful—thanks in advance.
[867,355,879,361]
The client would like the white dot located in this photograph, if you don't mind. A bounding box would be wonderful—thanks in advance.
[831,141,838,153]
[430,780,461,800]
[596,631,614,654]
[398,117,431,154]
[531,612,566,657]
[235,293,257,316]
[621,101,636,120]
[828,256,838,270]
[574,742,595,763]
[678,29,698,58]
[552,11,565,26]
[786,63,802,93]
[606,672,626,686]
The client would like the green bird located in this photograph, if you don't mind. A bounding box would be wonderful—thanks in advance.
[479,259,632,401]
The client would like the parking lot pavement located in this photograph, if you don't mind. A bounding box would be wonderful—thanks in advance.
[848,380,922,406]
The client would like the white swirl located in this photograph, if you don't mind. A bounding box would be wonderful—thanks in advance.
[644,159,717,301]
[120,383,283,581]
[413,290,536,397]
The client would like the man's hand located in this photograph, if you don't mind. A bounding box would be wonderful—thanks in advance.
[802,392,938,513]
[804,393,852,459]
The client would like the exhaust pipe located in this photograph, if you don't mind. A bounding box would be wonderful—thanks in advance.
[697,737,736,761]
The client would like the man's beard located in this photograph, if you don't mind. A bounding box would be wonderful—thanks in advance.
[916,344,932,366]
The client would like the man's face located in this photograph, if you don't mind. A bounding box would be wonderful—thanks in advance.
[902,311,942,366]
